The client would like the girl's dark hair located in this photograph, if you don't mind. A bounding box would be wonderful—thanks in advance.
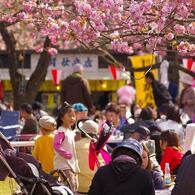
[105,102,120,114]
[140,107,153,120]
[160,130,180,147]
[145,72,155,80]
[20,103,33,114]
[56,102,73,128]
[158,103,172,116]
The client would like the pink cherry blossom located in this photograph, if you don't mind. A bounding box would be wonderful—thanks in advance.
[174,24,185,35]
[35,47,43,53]
[188,22,195,34]
[165,32,174,41]
[48,48,58,56]
[0,0,194,56]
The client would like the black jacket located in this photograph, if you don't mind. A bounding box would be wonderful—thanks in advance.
[171,154,195,195]
[152,80,172,108]
[88,161,155,195]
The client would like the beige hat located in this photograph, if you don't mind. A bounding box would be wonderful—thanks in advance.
[39,116,57,131]
[180,72,193,85]
[80,120,99,135]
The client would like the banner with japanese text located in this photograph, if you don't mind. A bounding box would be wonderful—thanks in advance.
[31,54,98,79]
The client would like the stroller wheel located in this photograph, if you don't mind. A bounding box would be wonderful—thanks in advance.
[50,170,72,191]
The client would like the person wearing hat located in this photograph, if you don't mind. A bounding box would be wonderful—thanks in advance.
[60,63,93,111]
[123,125,163,177]
[32,116,57,173]
[179,72,195,121]
[73,103,88,121]
[73,102,89,142]
[88,138,155,195]
[123,125,151,141]
[75,120,105,194]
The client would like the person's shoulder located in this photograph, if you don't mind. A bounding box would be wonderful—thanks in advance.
[80,76,89,83]
[167,120,182,128]
[75,138,90,147]
[184,154,195,164]
[138,167,151,177]
[34,135,42,141]
[96,164,110,173]
[151,169,161,178]
[35,134,53,140]
[57,126,65,132]
[135,168,153,183]
[62,74,81,82]
[164,146,172,151]
[28,115,37,121]
[157,120,168,129]
[165,146,179,153]
[45,133,55,138]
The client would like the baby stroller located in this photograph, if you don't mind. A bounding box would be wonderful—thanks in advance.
[0,132,73,195]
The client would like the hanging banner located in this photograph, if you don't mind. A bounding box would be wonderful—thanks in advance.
[130,54,157,108]
[182,58,195,87]
[31,53,98,80]
[108,64,118,80]
[51,69,62,85]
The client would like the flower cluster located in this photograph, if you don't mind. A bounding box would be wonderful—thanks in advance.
[0,0,194,55]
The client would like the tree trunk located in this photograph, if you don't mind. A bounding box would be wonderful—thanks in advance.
[0,24,23,109]
[25,37,51,104]
[0,23,51,110]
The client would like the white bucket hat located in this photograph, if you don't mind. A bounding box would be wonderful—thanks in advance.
[180,72,193,85]
[39,116,57,131]
[80,120,99,135]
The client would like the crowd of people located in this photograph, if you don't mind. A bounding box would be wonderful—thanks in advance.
[14,100,194,194]
[1,65,195,195]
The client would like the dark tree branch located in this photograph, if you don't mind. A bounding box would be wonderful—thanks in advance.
[127,63,161,72]
[127,62,195,78]
[25,37,51,103]
[0,23,26,109]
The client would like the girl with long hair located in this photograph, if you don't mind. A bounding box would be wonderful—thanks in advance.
[54,102,80,193]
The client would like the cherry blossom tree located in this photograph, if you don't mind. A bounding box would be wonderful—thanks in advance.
[0,0,195,108]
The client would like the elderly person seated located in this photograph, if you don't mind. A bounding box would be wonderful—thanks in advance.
[75,120,105,194]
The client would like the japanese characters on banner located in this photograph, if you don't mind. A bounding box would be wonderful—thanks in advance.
[31,54,98,79]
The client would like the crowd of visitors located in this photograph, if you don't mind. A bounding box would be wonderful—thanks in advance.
[0,67,195,195]
[12,99,194,194]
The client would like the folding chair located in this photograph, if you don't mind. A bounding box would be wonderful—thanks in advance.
[0,110,20,140]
